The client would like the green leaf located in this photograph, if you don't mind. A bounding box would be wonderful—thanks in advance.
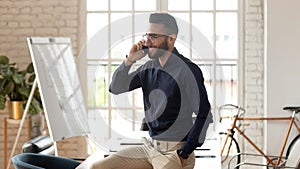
[26,63,34,73]
[18,87,29,97]
[0,79,7,90]
[28,74,36,83]
[3,80,14,95]
[3,66,15,77]
[0,55,9,65]
[20,70,27,76]
[28,106,36,115]
[12,73,24,85]
[32,98,41,112]
[26,98,42,115]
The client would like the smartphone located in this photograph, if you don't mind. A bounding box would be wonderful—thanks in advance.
[142,46,149,54]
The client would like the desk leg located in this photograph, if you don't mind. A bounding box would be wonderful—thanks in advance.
[4,117,7,169]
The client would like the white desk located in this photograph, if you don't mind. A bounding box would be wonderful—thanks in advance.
[194,138,221,169]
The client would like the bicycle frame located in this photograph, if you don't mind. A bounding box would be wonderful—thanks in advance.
[221,111,300,167]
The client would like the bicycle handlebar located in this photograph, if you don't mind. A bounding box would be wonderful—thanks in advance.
[218,104,246,123]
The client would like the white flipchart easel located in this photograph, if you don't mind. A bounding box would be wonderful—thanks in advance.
[6,37,90,169]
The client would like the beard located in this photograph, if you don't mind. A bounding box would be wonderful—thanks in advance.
[148,39,169,59]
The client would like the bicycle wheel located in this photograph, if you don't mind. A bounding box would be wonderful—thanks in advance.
[265,135,300,169]
[286,134,300,158]
[219,132,241,169]
[285,134,300,168]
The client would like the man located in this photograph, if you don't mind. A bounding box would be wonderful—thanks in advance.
[78,13,212,169]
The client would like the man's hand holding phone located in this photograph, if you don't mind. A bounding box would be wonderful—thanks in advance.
[125,40,148,66]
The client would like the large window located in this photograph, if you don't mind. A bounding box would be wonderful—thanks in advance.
[84,0,242,147]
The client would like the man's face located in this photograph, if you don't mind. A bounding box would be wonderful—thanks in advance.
[145,23,170,59]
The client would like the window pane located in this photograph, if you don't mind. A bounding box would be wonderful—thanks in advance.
[87,13,108,39]
[192,13,214,59]
[216,13,237,59]
[87,64,96,107]
[87,0,108,11]
[192,0,213,10]
[87,64,109,107]
[192,13,213,44]
[195,61,213,103]
[176,41,190,58]
[88,109,110,144]
[216,61,238,107]
[135,0,156,11]
[111,13,132,23]
[216,0,238,10]
[87,13,109,59]
[110,13,132,59]
[172,13,189,23]
[134,13,151,35]
[172,13,190,50]
[111,0,132,11]
[168,0,190,11]
[111,38,133,60]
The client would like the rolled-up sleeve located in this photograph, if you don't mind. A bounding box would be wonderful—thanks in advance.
[109,62,141,94]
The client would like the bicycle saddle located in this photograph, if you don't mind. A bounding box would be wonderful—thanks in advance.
[283,106,300,113]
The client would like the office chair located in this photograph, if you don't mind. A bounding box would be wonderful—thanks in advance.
[12,153,80,169]
[22,135,55,155]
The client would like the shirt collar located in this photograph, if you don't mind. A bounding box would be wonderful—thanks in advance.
[153,47,181,68]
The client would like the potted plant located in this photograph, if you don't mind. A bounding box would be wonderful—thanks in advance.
[0,55,43,119]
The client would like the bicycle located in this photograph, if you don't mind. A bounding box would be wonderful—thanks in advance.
[218,104,300,169]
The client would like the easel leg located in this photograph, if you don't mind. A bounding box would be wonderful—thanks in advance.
[6,79,38,169]
[4,117,7,169]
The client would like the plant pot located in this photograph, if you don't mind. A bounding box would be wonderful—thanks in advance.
[8,101,24,120]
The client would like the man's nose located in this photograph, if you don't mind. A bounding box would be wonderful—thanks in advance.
[145,38,152,46]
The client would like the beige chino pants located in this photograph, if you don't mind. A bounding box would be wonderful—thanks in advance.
[77,138,195,169]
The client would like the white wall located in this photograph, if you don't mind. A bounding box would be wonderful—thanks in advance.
[265,0,300,155]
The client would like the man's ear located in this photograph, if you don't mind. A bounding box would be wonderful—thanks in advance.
[168,34,177,46]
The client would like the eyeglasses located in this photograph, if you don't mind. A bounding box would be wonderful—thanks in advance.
[142,33,168,42]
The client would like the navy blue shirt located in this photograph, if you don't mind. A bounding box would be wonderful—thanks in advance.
[109,48,212,154]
